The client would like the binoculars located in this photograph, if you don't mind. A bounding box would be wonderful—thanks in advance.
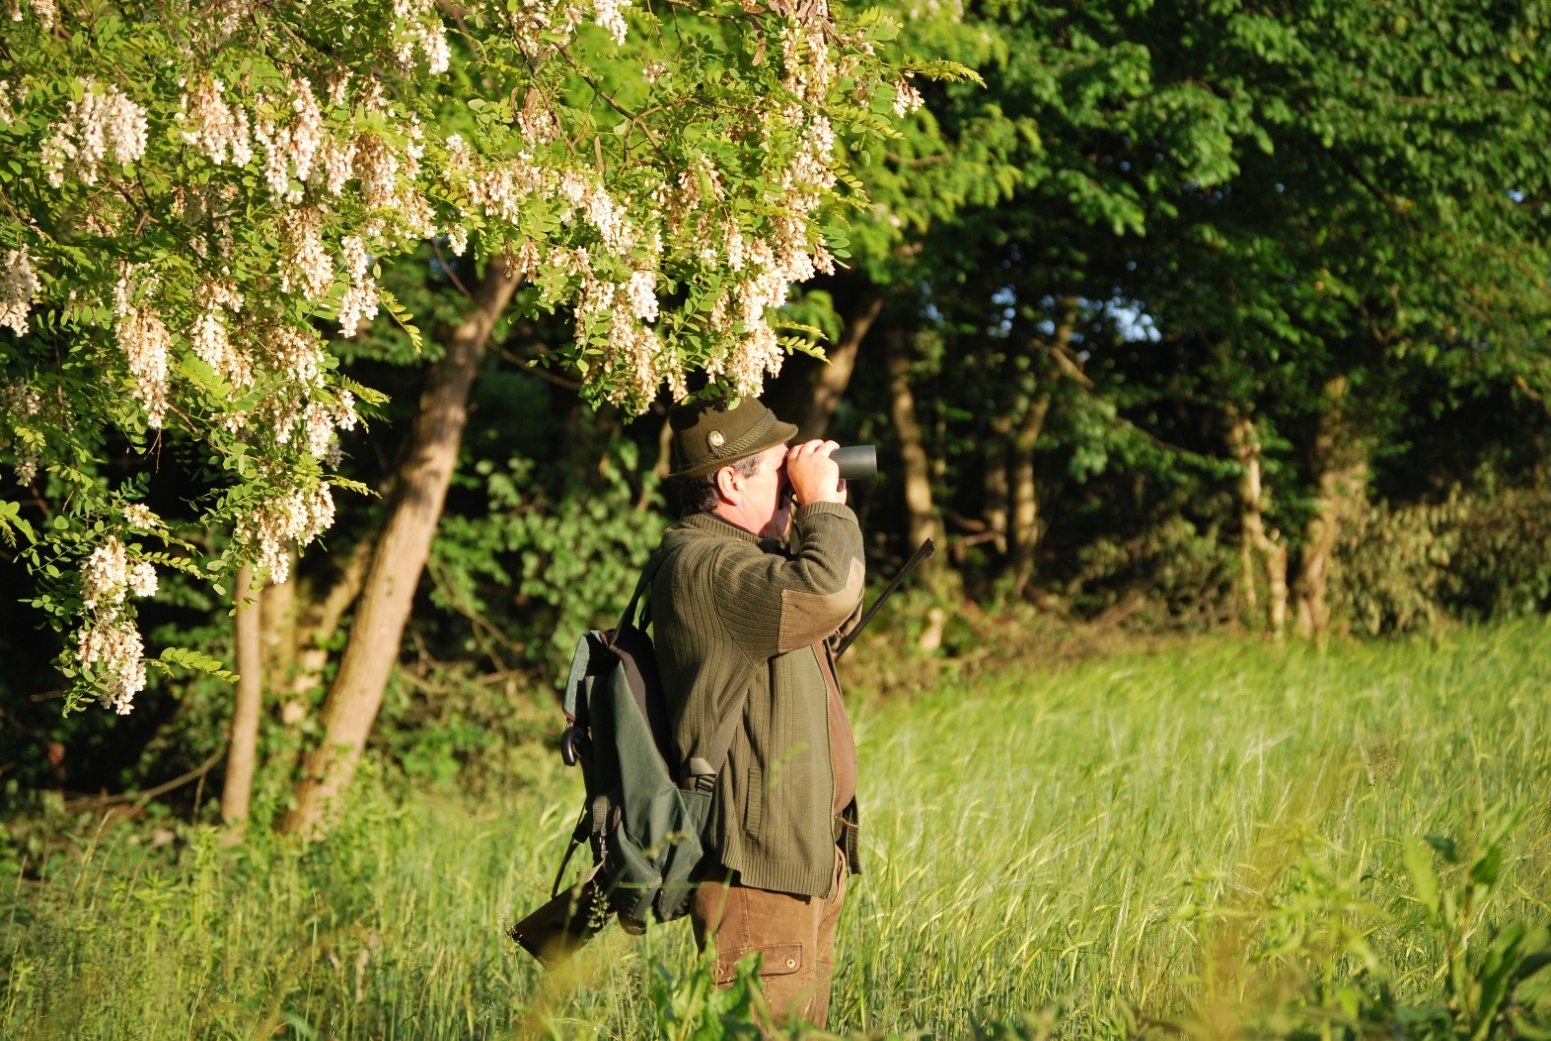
[831,445,877,481]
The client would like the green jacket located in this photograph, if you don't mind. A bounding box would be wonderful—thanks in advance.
[650,502,865,897]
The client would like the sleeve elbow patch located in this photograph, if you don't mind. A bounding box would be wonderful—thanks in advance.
[778,557,865,648]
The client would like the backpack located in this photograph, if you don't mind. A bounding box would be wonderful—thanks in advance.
[555,551,747,930]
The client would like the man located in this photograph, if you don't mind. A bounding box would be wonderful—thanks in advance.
[649,396,865,1028]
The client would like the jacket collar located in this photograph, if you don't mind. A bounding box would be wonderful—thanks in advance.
[671,512,789,554]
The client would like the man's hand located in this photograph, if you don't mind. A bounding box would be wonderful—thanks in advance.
[786,440,847,507]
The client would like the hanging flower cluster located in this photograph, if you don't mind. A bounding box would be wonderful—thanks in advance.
[77,537,158,714]
[0,248,40,336]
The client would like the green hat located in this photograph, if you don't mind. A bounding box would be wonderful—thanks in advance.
[668,397,799,479]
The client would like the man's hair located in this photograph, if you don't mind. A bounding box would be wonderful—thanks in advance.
[678,453,763,516]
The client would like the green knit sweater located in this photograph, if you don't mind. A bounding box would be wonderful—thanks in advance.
[650,502,865,898]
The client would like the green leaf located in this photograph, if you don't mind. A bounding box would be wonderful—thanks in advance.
[0,500,35,547]
[1471,843,1503,888]
[329,476,379,498]
[1404,836,1440,916]
[1474,923,1528,1041]
[159,646,239,683]
[1425,834,1461,864]
[379,289,423,354]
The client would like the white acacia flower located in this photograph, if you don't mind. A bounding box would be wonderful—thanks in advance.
[116,306,172,427]
[20,0,58,29]
[0,80,19,127]
[123,504,160,529]
[268,326,327,386]
[0,246,40,336]
[422,21,452,74]
[593,0,629,45]
[82,536,129,609]
[325,69,352,108]
[517,90,560,145]
[234,482,336,584]
[624,270,658,322]
[336,235,379,337]
[278,209,333,299]
[182,80,252,166]
[355,135,400,209]
[321,138,356,196]
[128,561,158,598]
[41,81,148,188]
[723,222,747,272]
[77,608,145,715]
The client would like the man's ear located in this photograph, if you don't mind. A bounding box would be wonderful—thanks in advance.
[714,464,742,506]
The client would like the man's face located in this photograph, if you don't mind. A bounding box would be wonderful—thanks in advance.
[738,443,793,540]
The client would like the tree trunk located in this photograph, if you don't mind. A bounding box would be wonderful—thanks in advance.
[790,290,884,440]
[885,327,939,551]
[1228,410,1289,637]
[1009,393,1051,598]
[287,541,372,710]
[260,555,296,694]
[1007,297,1075,598]
[984,416,1013,557]
[1293,376,1368,638]
[222,565,263,836]
[281,266,520,837]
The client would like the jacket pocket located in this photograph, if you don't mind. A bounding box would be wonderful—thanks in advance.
[743,764,763,840]
[713,942,803,984]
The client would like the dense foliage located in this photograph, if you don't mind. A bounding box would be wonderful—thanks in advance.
[5,0,1551,810]
[0,0,937,714]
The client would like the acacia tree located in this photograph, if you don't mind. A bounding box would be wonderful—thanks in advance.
[0,0,959,820]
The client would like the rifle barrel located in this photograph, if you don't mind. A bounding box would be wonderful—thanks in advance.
[835,538,936,660]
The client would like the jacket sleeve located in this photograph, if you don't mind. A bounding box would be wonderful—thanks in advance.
[710,502,866,662]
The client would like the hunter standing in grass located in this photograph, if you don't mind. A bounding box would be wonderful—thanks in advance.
[650,396,865,1027]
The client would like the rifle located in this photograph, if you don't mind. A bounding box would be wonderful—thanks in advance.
[834,538,936,660]
[507,862,608,969]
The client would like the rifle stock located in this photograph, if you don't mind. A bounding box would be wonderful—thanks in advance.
[508,870,608,969]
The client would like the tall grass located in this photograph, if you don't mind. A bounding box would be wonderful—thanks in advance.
[4,622,1550,1039]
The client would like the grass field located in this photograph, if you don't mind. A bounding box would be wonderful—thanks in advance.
[5,621,1550,1039]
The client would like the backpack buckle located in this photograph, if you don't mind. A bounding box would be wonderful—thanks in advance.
[561,725,579,767]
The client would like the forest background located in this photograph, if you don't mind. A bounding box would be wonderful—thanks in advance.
[3,0,1551,1006]
[7,0,1551,810]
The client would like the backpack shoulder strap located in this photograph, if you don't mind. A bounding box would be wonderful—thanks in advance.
[562,630,608,723]
[683,672,755,789]
[620,544,671,632]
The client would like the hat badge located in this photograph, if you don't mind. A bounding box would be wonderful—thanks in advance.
[707,430,726,449]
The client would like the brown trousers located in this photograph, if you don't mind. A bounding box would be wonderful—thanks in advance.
[690,847,848,1029]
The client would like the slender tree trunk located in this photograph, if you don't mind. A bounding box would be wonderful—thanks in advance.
[1293,376,1368,638]
[886,325,952,650]
[281,266,520,837]
[984,417,1013,557]
[222,565,263,836]
[261,540,371,792]
[1228,410,1288,637]
[790,290,884,440]
[1267,541,1289,636]
[1007,297,1075,598]
[885,327,939,551]
[287,541,372,710]
[260,556,296,694]
[1009,393,1051,598]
